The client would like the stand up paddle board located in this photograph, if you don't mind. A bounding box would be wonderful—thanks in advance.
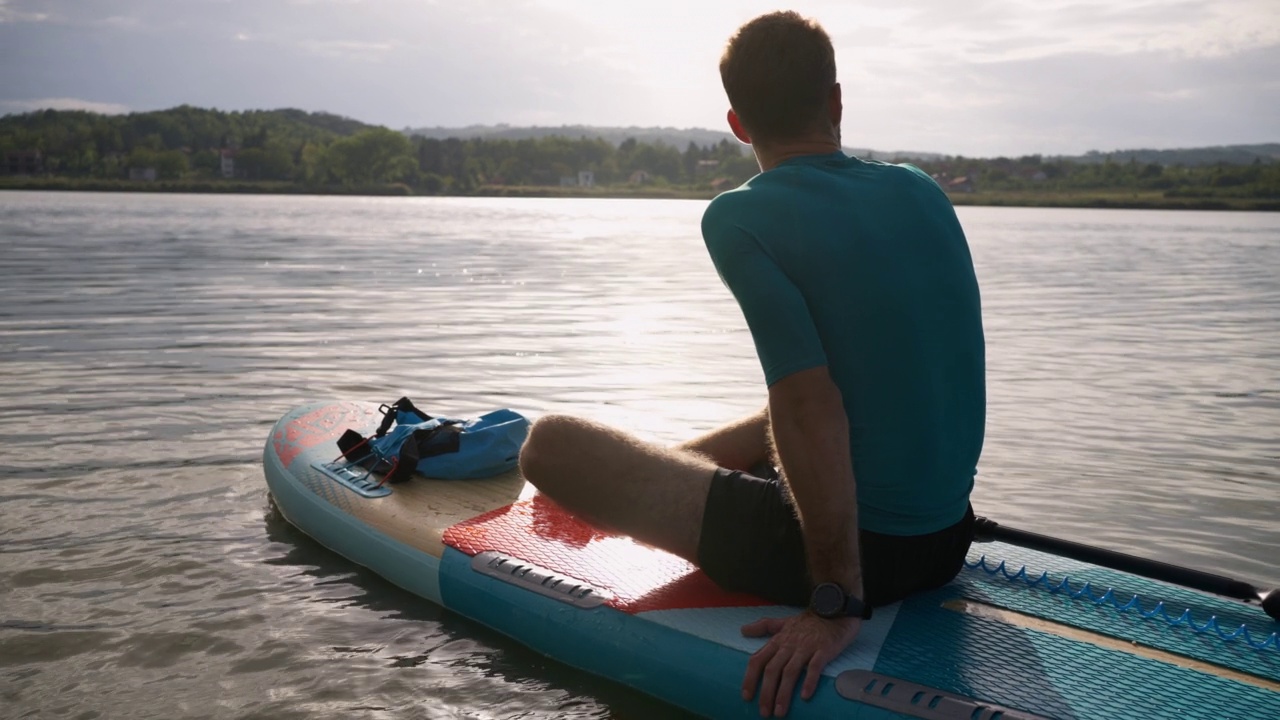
[263,401,1280,719]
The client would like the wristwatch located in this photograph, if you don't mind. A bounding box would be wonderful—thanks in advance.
[809,582,873,620]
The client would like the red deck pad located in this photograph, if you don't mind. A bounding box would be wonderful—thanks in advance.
[273,402,378,467]
[443,494,772,614]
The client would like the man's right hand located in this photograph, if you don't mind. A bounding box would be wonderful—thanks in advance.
[741,610,862,717]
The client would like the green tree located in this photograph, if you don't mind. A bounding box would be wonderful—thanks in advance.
[155,150,188,179]
[327,128,415,185]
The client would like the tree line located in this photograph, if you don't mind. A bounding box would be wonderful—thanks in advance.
[1,105,1276,200]
[910,154,1280,200]
[0,106,758,190]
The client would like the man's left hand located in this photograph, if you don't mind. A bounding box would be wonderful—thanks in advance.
[741,611,862,717]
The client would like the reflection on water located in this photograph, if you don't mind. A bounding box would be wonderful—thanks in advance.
[0,192,1276,718]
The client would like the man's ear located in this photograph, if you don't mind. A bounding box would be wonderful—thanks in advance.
[727,109,752,145]
[828,83,843,127]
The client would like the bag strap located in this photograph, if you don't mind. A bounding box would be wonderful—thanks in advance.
[375,396,434,438]
[384,422,463,484]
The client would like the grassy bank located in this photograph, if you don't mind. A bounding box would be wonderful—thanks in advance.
[3,177,1277,210]
[0,176,416,196]
[947,189,1280,211]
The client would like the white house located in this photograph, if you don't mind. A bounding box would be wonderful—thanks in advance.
[220,149,236,179]
[577,170,594,188]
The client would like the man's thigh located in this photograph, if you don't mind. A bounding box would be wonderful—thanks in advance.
[519,414,718,562]
[697,469,810,606]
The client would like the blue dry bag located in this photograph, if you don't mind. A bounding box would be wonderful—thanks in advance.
[337,397,530,482]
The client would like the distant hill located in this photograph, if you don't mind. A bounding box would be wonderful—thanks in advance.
[403,123,738,149]
[402,123,947,161]
[265,108,376,137]
[5,104,1272,172]
[1060,144,1280,167]
[0,105,376,151]
[402,124,1276,166]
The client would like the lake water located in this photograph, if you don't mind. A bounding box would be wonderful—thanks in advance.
[1,191,1277,719]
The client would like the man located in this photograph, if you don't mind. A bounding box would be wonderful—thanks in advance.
[518,10,984,718]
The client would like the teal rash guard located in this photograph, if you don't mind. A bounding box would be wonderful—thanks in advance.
[701,151,985,536]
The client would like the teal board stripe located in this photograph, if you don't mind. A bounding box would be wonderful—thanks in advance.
[964,544,1279,682]
[875,585,1280,720]
[874,585,1082,719]
[867,547,1280,720]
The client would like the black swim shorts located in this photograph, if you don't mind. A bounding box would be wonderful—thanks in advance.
[696,467,975,607]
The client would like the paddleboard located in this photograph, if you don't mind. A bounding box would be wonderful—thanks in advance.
[263,400,1280,719]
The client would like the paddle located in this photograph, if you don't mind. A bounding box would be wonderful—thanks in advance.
[972,516,1280,622]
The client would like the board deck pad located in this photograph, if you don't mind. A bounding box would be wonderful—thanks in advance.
[443,495,771,613]
[266,401,1280,720]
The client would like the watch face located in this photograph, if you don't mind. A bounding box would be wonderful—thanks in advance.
[811,583,845,617]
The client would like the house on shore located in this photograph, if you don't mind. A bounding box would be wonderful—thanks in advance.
[560,170,596,187]
[220,148,236,179]
[128,167,157,182]
[4,150,43,175]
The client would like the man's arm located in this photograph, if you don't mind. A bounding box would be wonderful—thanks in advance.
[701,201,861,716]
[768,365,860,596]
[739,365,863,718]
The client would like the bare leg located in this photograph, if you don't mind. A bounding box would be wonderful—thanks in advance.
[519,414,718,562]
[676,405,771,472]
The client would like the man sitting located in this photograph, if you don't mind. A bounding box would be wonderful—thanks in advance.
[519,10,985,718]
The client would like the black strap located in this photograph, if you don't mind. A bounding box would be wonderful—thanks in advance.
[338,429,372,463]
[375,396,434,438]
[383,422,463,484]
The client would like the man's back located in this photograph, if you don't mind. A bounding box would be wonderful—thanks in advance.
[702,151,985,536]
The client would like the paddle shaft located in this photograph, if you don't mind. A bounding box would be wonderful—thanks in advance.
[973,517,1269,607]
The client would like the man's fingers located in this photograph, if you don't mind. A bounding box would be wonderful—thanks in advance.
[800,647,838,701]
[741,617,785,637]
[773,652,808,717]
[757,646,791,717]
[742,641,778,700]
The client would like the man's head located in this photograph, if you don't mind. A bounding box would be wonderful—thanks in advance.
[719,11,839,148]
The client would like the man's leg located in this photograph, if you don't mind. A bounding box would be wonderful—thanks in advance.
[518,414,719,562]
[675,405,771,472]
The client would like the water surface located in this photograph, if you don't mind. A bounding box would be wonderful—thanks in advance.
[1,192,1276,718]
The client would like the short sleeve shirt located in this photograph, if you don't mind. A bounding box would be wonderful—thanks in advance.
[701,152,985,535]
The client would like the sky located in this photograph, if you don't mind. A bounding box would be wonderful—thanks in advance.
[0,0,1277,157]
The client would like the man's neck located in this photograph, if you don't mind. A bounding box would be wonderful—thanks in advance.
[752,135,842,172]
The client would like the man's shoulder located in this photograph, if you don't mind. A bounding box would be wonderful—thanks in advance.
[702,180,788,233]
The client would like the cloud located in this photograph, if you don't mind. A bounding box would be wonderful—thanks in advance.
[294,39,396,59]
[0,97,130,114]
[0,0,48,22]
[0,0,1275,155]
[844,41,1280,155]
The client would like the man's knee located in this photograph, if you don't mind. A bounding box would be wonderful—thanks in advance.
[518,413,582,483]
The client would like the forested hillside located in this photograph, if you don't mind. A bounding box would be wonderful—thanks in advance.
[0,106,377,180]
[0,106,759,189]
[405,124,742,152]
[2,106,1277,207]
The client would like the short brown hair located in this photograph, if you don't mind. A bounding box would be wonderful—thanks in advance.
[719,11,836,145]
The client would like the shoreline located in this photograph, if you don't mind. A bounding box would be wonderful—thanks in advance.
[2,178,1276,211]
